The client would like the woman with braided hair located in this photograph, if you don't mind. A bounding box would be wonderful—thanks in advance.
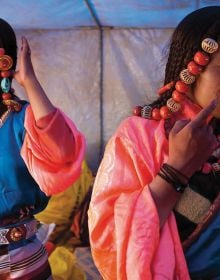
[0,18,85,279]
[89,6,220,280]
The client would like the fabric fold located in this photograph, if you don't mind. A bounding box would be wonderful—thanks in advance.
[21,105,86,196]
[89,112,191,279]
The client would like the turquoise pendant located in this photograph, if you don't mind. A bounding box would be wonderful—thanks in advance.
[1,78,10,92]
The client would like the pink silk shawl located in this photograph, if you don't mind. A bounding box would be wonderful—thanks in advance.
[88,99,203,280]
[21,105,85,196]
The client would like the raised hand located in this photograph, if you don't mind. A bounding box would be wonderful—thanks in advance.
[167,98,219,177]
[13,36,36,88]
[13,36,54,120]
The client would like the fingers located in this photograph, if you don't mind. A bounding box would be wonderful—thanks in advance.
[206,124,214,135]
[189,98,218,129]
[21,36,31,56]
[170,119,190,134]
[14,36,33,86]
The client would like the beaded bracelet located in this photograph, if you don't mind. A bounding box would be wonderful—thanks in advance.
[158,163,189,193]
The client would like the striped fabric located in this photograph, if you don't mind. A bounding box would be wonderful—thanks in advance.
[174,167,220,246]
[0,237,52,280]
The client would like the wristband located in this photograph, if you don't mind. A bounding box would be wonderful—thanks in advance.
[158,163,189,193]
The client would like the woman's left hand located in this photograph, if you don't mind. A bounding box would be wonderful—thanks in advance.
[13,36,37,88]
[13,36,55,120]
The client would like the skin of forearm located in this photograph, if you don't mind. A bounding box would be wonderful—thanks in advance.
[149,175,182,227]
[23,76,55,121]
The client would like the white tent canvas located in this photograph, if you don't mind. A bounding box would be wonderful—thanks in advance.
[1,0,220,171]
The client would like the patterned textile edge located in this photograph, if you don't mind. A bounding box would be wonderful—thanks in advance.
[182,193,220,251]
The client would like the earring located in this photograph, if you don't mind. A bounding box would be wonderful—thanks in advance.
[0,48,21,112]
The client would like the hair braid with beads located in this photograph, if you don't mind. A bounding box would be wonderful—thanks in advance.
[0,18,22,115]
[148,7,220,112]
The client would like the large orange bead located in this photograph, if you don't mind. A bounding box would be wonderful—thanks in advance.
[175,81,190,94]
[1,70,11,78]
[151,108,161,120]
[187,61,203,75]
[172,90,185,102]
[158,81,174,95]
[194,51,210,66]
[133,106,142,116]
[2,93,12,100]
[160,106,171,119]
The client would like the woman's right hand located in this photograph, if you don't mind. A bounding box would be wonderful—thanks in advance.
[167,98,219,177]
